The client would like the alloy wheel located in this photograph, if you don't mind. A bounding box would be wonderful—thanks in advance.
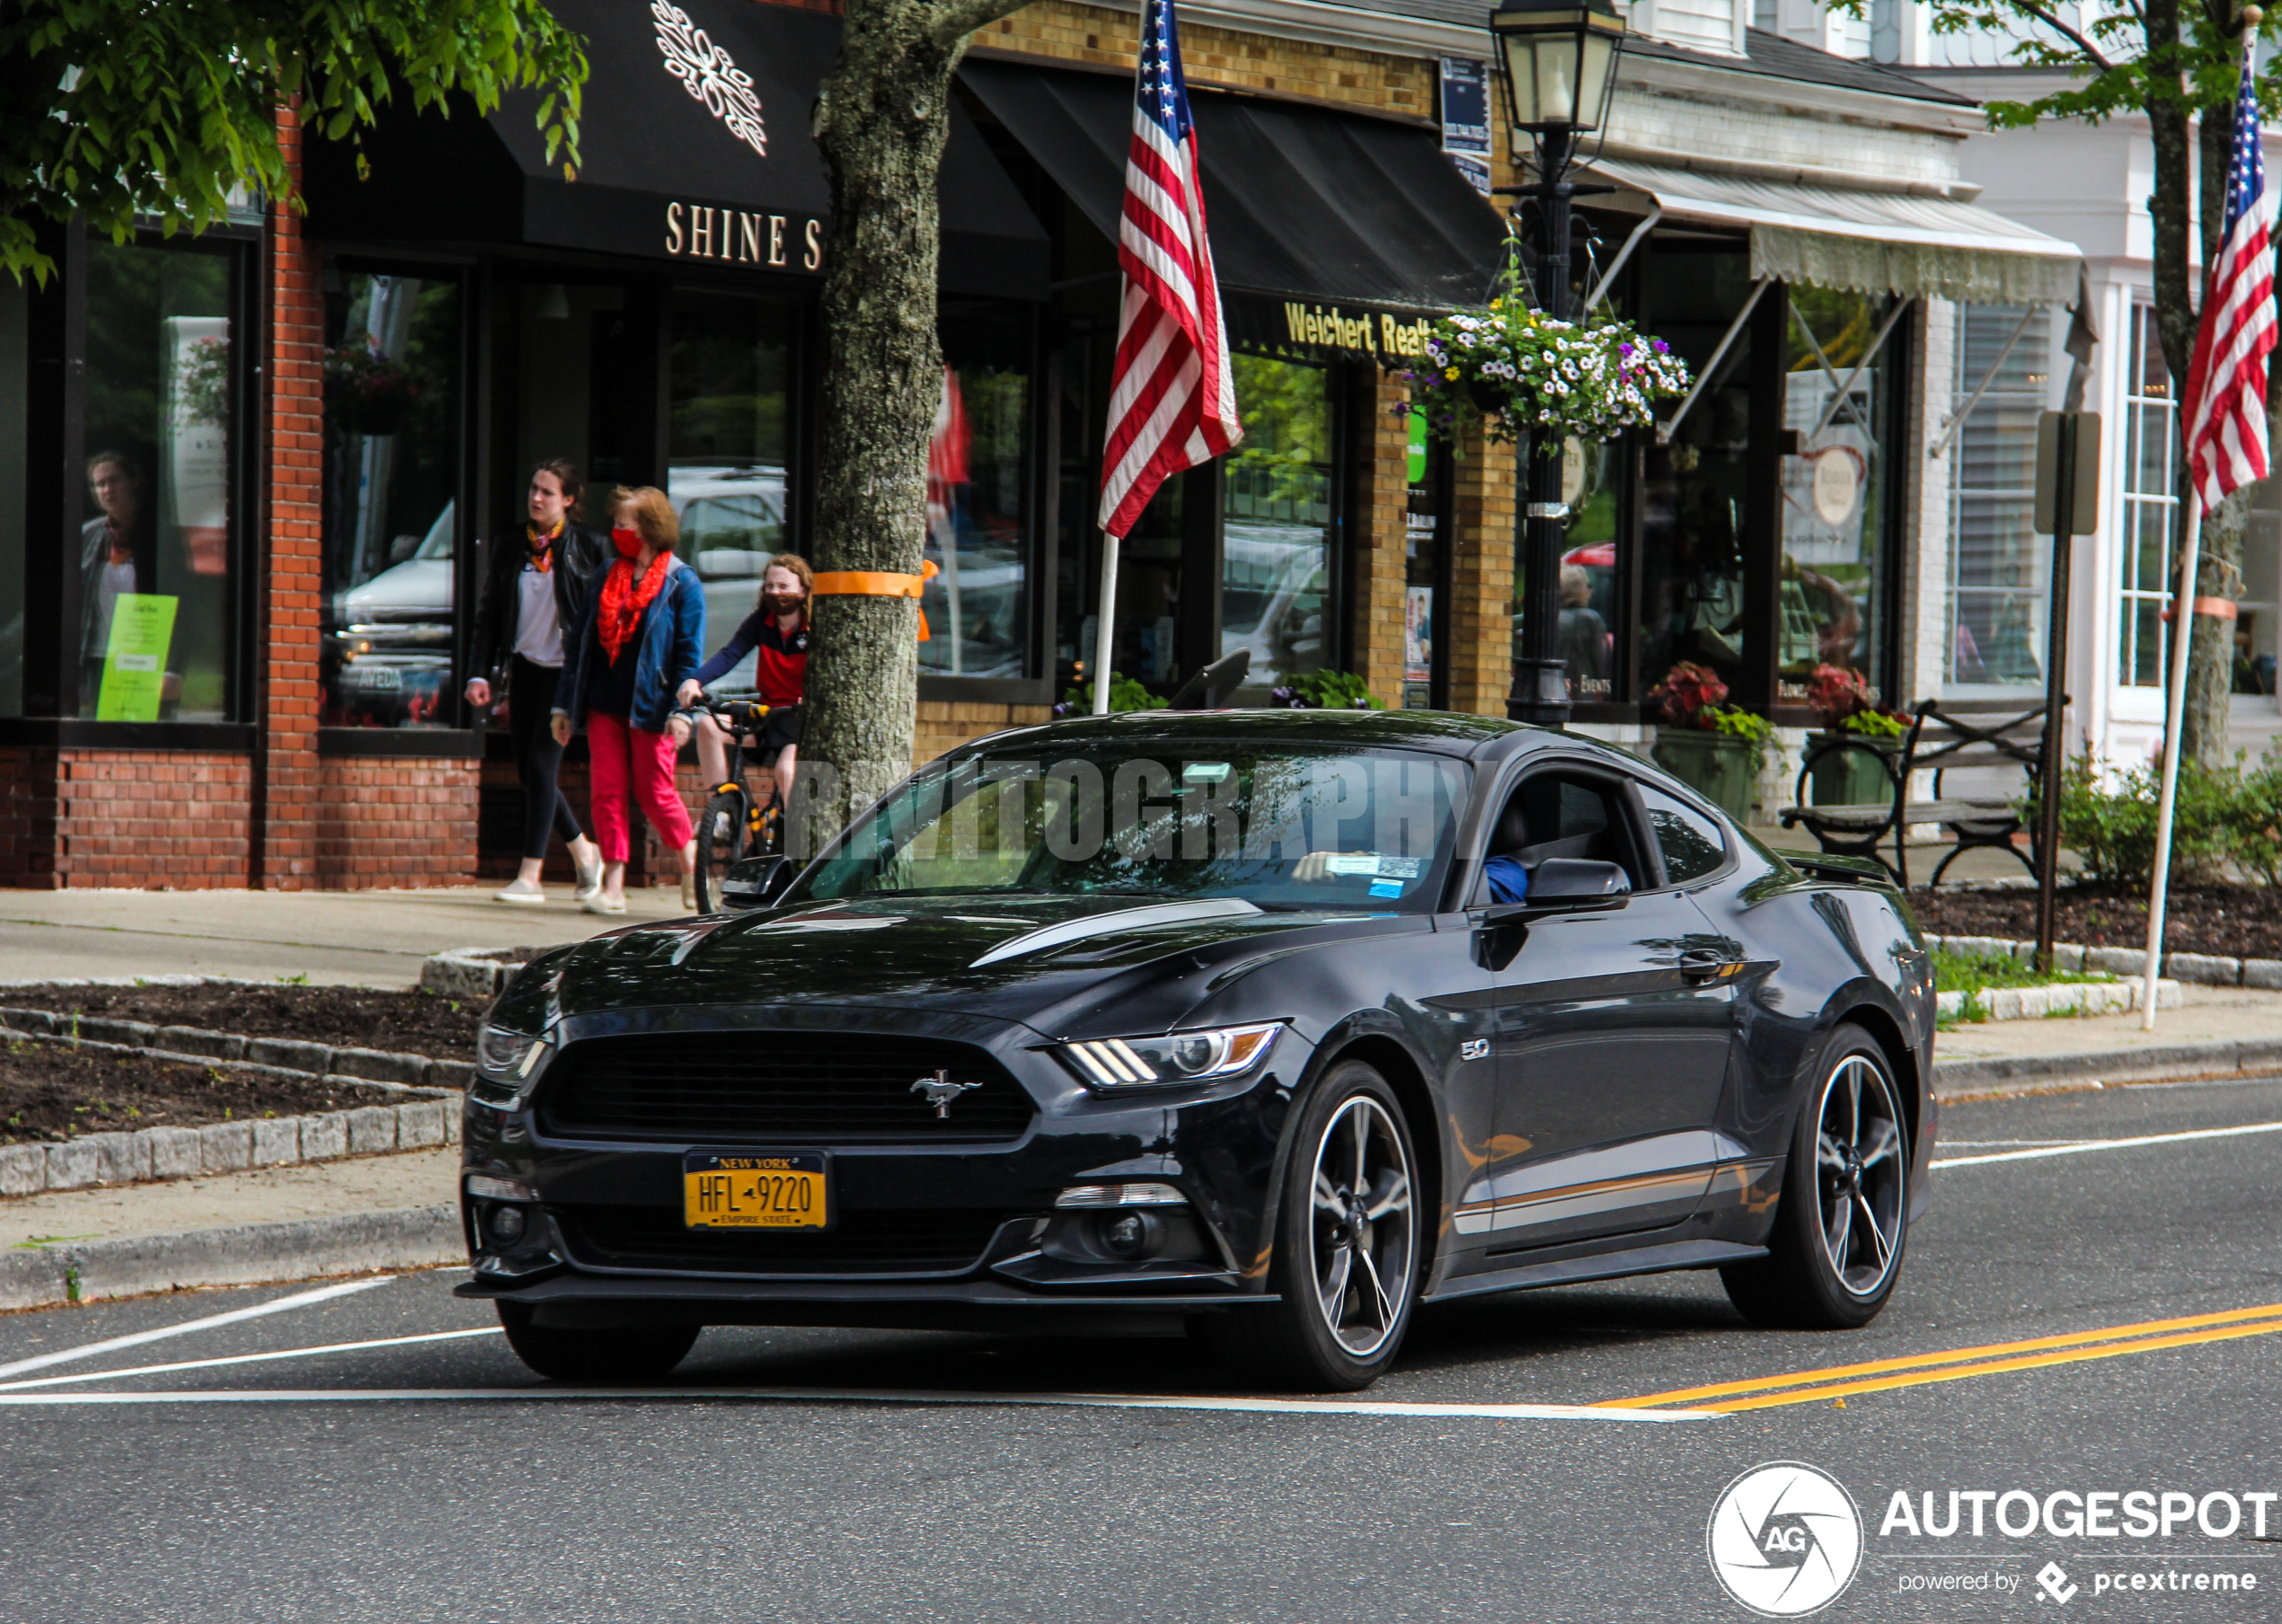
[1814,1054,1906,1299]
[1305,1095,1417,1357]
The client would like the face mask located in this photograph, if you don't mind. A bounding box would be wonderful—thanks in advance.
[611,526,643,560]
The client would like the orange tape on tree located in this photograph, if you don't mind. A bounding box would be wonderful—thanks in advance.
[809,560,940,639]
[2193,596,2240,621]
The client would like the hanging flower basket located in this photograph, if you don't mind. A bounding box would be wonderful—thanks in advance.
[324,343,421,437]
[1399,242,1691,448]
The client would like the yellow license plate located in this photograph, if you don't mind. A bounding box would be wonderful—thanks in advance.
[683,1152,830,1231]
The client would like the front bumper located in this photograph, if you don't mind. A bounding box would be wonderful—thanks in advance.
[457,1006,1305,1321]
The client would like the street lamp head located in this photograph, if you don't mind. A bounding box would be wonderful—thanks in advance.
[1489,0,1627,140]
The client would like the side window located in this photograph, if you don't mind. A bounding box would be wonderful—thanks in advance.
[1639,782,1727,885]
[1490,772,1645,889]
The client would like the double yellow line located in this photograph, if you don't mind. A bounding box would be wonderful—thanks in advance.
[1603,1302,2282,1414]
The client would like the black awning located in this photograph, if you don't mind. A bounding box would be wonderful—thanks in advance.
[959,58,1507,359]
[303,0,1046,298]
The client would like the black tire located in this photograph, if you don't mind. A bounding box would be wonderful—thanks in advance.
[693,789,748,914]
[1721,1023,1909,1330]
[498,1301,700,1383]
[1198,1061,1422,1392]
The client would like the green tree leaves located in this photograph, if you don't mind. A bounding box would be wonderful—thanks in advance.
[0,0,588,283]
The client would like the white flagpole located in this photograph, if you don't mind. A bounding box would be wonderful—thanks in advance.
[2140,489,2206,1030]
[1092,532,1122,715]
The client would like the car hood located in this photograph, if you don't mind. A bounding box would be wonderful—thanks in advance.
[541,892,1420,1036]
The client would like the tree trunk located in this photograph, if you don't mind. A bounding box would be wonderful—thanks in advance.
[798,0,1024,849]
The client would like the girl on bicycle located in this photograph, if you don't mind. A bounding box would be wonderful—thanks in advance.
[678,553,810,837]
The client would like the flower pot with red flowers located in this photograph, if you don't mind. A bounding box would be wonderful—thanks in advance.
[1648,661,1773,823]
[1801,664,1907,807]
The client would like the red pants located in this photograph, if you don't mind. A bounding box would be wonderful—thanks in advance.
[585,710,693,863]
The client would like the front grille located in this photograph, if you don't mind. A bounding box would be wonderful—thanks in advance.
[538,1032,1037,1143]
[553,1203,1020,1275]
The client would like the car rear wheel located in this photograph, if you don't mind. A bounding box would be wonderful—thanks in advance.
[1721,1023,1909,1329]
[1199,1062,1420,1392]
[497,1302,701,1382]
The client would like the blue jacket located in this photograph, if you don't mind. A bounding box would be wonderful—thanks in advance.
[554,555,706,733]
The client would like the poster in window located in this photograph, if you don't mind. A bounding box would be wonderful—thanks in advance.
[96,594,177,722]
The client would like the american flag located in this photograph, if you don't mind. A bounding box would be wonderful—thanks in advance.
[2183,56,2278,508]
[1097,0,1242,540]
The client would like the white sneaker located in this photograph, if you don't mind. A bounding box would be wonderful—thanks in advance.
[492,879,547,905]
[573,859,604,902]
[581,894,627,915]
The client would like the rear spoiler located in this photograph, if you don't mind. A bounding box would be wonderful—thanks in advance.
[1786,852,1896,887]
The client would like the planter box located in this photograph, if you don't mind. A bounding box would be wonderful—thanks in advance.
[1652,728,1760,822]
[1808,735,1901,808]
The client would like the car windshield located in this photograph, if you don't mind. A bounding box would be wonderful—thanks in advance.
[799,744,1469,910]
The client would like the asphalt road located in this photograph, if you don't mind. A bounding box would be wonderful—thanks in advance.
[2,1076,2278,1623]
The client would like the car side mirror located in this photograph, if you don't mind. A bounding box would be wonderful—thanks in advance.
[1483,858,1632,922]
[719,854,796,910]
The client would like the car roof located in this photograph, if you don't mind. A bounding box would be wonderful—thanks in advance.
[966,708,1548,759]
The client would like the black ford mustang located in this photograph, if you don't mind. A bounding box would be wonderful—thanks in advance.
[460,710,1937,1391]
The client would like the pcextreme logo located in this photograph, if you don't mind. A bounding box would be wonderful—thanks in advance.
[1707,1461,1865,1617]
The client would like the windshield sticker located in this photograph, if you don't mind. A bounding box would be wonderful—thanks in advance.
[1367,879,1403,898]
[1322,853,1424,880]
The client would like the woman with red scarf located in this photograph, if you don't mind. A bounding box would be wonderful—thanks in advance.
[552,487,707,914]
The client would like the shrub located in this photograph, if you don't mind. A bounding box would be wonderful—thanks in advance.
[1271,670,1383,710]
[2036,755,2243,890]
[1054,674,1166,716]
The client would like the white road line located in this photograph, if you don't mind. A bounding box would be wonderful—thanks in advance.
[0,1327,500,1391]
[0,1276,391,1381]
[1933,1119,2282,1169]
[0,1384,1719,1422]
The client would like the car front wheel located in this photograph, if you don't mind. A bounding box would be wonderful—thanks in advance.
[1722,1023,1909,1329]
[498,1302,701,1382]
[1199,1061,1421,1392]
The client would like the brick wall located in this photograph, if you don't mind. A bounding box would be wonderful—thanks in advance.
[1448,428,1519,718]
[258,102,325,889]
[316,757,481,888]
[987,2,1432,118]
[54,751,253,887]
[1351,373,1412,710]
[0,751,61,888]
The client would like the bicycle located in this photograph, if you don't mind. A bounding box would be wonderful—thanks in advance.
[686,694,782,913]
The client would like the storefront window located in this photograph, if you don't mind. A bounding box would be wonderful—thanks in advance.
[1223,353,1334,685]
[2119,304,2179,688]
[1641,250,1754,699]
[1098,480,1185,687]
[80,239,238,721]
[669,291,790,693]
[1781,286,1898,701]
[321,269,461,727]
[0,272,25,717]
[1521,436,1623,701]
[925,313,1031,679]
[1404,410,1443,710]
[1946,303,2053,687]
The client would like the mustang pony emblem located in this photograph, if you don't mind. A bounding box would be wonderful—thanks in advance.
[911,1070,984,1118]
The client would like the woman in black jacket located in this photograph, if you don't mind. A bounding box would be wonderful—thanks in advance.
[466,459,608,905]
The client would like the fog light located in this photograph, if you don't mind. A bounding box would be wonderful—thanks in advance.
[484,1204,528,1246]
[1097,1209,1166,1260]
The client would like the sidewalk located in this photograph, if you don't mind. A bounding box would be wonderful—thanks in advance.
[0,885,686,988]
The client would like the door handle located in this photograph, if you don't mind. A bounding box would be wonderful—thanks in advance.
[1679,949,1742,983]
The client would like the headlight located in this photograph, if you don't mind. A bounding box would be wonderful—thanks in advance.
[476,1025,547,1078]
[1056,1022,1281,1090]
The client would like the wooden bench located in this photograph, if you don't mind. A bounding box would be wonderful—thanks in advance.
[1777,697,2052,889]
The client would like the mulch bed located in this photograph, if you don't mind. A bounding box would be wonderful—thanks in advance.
[1,1038,366,1144]
[0,984,485,1059]
[1910,885,2282,961]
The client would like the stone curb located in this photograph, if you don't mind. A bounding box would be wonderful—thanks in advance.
[1927,933,2282,990]
[420,946,544,1000]
[0,1027,461,1199]
[1933,978,2182,1022]
[0,1005,476,1093]
[1933,1037,2282,1099]
[0,1205,463,1312]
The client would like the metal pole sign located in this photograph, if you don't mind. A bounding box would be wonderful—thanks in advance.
[2030,410,2100,973]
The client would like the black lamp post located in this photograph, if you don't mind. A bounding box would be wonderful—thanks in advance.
[1489,0,1626,727]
